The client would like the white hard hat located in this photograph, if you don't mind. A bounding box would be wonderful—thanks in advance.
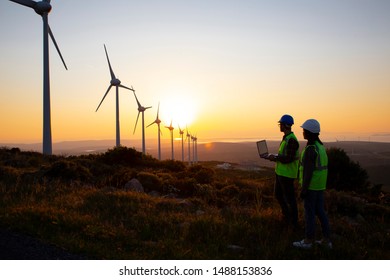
[301,119,321,134]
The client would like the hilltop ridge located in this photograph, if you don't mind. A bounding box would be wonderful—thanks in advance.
[1,139,390,189]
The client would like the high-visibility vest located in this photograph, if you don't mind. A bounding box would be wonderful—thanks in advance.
[299,141,328,190]
[275,133,299,179]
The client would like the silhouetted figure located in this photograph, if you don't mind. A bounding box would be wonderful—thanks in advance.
[293,119,331,249]
[265,114,299,227]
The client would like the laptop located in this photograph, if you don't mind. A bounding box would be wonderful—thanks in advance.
[256,140,277,159]
[256,140,269,158]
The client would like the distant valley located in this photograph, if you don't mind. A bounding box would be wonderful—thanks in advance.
[1,139,389,190]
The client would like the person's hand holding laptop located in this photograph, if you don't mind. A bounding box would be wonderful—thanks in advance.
[256,140,278,161]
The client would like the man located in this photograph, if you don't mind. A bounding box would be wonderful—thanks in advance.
[266,114,299,227]
[293,119,331,249]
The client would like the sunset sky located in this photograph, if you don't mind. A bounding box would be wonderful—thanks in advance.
[1,0,389,145]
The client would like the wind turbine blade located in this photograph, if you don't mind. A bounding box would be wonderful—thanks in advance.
[104,44,116,80]
[145,106,152,110]
[9,0,36,9]
[157,102,160,118]
[133,112,140,134]
[146,121,155,128]
[119,84,134,92]
[132,91,141,108]
[48,25,68,70]
[96,85,112,112]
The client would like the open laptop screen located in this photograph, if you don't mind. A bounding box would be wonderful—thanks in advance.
[256,140,268,158]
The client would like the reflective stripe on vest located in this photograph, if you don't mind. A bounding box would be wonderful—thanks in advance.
[299,141,328,190]
[275,133,299,179]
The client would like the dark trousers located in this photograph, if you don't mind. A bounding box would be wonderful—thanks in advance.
[274,174,298,226]
[303,190,330,240]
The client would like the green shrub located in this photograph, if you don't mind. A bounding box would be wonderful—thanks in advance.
[104,167,136,188]
[161,160,186,172]
[326,190,366,216]
[219,184,240,197]
[327,147,370,193]
[44,159,92,182]
[237,186,257,205]
[0,165,20,184]
[189,165,215,184]
[137,172,163,192]
[194,183,217,203]
[100,146,144,166]
[171,177,197,197]
[0,147,44,169]
[157,172,175,185]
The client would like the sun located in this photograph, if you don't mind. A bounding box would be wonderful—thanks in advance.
[159,92,197,129]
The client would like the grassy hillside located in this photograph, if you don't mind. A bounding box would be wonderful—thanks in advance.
[0,147,388,259]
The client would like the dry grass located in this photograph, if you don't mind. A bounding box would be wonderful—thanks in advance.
[0,147,389,259]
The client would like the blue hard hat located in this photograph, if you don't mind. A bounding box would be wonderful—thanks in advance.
[278,114,294,125]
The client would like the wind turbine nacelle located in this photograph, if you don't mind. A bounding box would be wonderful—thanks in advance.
[34,1,52,15]
[111,78,121,86]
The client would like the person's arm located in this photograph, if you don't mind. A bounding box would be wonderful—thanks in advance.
[301,146,317,192]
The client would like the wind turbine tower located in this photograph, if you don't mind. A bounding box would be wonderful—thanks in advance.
[147,102,162,160]
[191,134,198,164]
[132,87,152,155]
[194,135,198,163]
[186,129,191,165]
[179,126,185,162]
[191,135,195,164]
[165,121,175,160]
[10,0,68,155]
[96,44,134,147]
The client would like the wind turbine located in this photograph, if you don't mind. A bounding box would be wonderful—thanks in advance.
[186,129,191,165]
[165,121,175,160]
[147,102,162,160]
[95,44,134,147]
[10,0,68,155]
[191,134,198,164]
[132,87,152,155]
[194,135,198,163]
[179,126,185,162]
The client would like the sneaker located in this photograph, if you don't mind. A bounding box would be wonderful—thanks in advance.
[315,240,333,249]
[292,239,312,249]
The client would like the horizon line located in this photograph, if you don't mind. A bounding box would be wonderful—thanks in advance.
[2,136,390,146]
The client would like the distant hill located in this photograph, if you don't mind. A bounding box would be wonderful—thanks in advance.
[1,139,389,189]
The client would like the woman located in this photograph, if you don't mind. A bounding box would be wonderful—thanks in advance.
[293,119,332,249]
